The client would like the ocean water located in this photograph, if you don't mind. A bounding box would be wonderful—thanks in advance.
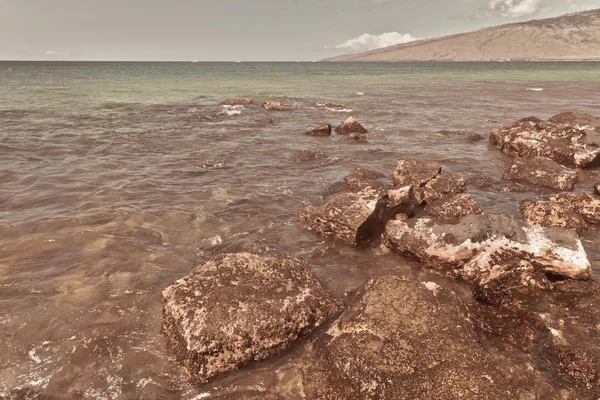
[1,61,600,398]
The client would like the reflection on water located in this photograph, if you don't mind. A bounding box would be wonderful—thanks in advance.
[1,62,599,398]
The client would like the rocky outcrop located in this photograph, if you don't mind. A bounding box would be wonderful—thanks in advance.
[260,101,287,111]
[221,98,255,106]
[520,200,588,234]
[384,213,591,280]
[334,117,367,135]
[343,168,389,194]
[489,116,600,168]
[594,182,600,195]
[548,111,600,130]
[162,253,342,384]
[302,276,539,400]
[392,160,466,203]
[424,193,482,223]
[502,157,578,190]
[305,124,331,137]
[547,192,600,225]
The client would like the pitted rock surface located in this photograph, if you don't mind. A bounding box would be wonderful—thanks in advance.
[502,157,577,190]
[520,200,588,234]
[301,276,542,400]
[383,213,591,280]
[334,116,367,135]
[547,191,600,225]
[343,167,390,194]
[424,193,482,223]
[305,124,331,137]
[489,116,600,168]
[393,159,442,187]
[162,253,342,384]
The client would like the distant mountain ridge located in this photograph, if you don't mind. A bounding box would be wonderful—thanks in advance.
[325,9,600,62]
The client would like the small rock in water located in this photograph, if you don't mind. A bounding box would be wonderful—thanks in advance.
[294,150,327,163]
[304,123,331,137]
[220,98,255,106]
[317,102,350,111]
[334,116,367,135]
[260,100,286,111]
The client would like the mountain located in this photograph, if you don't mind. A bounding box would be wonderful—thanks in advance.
[325,9,600,62]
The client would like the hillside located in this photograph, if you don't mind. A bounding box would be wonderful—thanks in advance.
[326,9,600,61]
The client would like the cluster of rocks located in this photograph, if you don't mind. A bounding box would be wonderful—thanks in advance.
[220,98,287,111]
[305,116,368,140]
[160,111,600,397]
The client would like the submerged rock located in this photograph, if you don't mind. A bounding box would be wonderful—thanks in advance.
[221,98,255,106]
[424,193,482,223]
[520,200,588,234]
[502,157,577,190]
[489,115,600,168]
[294,150,328,163]
[260,101,287,111]
[334,116,367,135]
[547,192,600,225]
[384,213,591,281]
[548,111,600,130]
[317,102,350,111]
[302,276,537,400]
[305,124,331,137]
[439,129,484,142]
[162,253,342,384]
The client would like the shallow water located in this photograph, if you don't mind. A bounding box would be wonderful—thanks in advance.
[1,61,600,398]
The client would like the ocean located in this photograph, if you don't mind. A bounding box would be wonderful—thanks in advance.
[1,61,600,398]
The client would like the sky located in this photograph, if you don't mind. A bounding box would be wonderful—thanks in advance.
[0,0,598,61]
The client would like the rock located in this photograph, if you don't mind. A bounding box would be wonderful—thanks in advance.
[343,168,389,194]
[547,192,600,225]
[520,200,588,234]
[334,117,367,135]
[489,116,600,168]
[161,253,342,384]
[502,157,578,190]
[348,131,367,141]
[302,276,537,400]
[500,183,529,193]
[260,101,286,111]
[384,213,591,281]
[256,117,276,124]
[297,189,380,245]
[422,172,466,203]
[317,102,350,111]
[548,111,600,130]
[294,150,327,163]
[468,133,484,141]
[465,174,499,188]
[304,124,331,137]
[439,130,484,142]
[594,182,600,195]
[221,98,254,106]
[424,193,482,223]
[393,159,441,187]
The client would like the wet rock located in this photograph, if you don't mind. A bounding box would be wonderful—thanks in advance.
[161,253,342,384]
[348,131,367,141]
[384,213,591,281]
[221,98,255,106]
[489,116,600,168]
[302,276,536,400]
[500,183,529,193]
[334,116,367,135]
[210,390,285,400]
[424,193,482,223]
[304,124,331,137]
[422,172,466,202]
[547,192,600,225]
[260,101,286,111]
[502,157,577,190]
[343,168,389,194]
[294,150,327,163]
[555,345,597,384]
[297,189,379,245]
[256,117,276,124]
[465,174,500,188]
[439,130,483,142]
[393,159,441,187]
[317,102,350,111]
[468,133,484,142]
[594,182,600,195]
[520,200,588,234]
[548,111,600,130]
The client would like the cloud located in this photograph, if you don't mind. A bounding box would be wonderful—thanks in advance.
[488,0,544,17]
[336,32,418,52]
[566,0,599,11]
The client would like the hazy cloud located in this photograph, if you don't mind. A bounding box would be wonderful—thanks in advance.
[488,0,544,17]
[336,32,418,52]
[44,50,70,55]
[566,0,599,10]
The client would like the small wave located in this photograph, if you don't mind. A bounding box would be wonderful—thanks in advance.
[526,88,544,92]
[356,92,364,96]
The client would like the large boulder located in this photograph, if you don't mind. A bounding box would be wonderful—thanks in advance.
[161,253,342,384]
[302,276,543,400]
[392,160,465,203]
[384,213,591,281]
[548,111,600,130]
[343,167,390,194]
[520,200,588,234]
[305,124,331,137]
[547,192,600,225]
[334,116,367,135]
[502,157,578,190]
[489,116,600,168]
